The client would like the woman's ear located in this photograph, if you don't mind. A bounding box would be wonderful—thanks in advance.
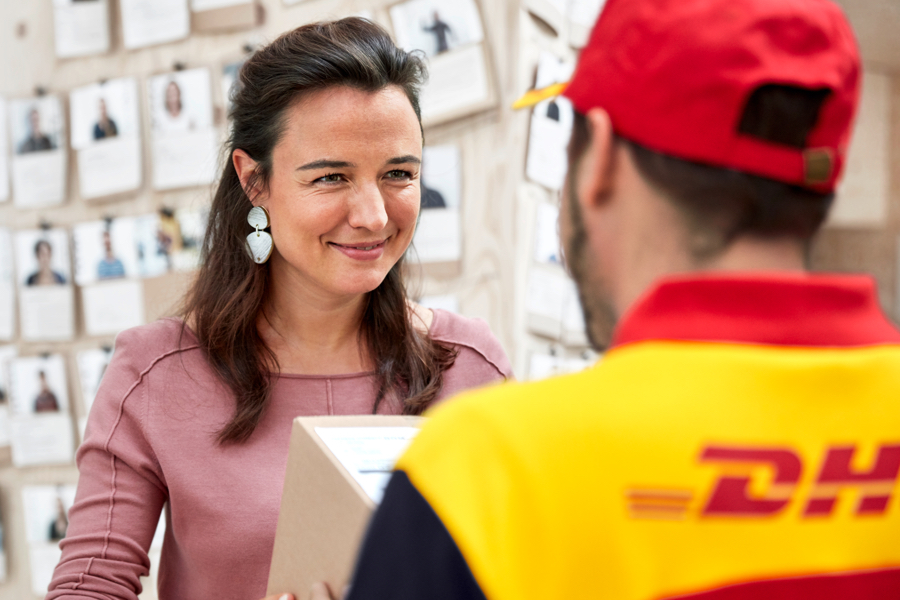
[232,149,265,205]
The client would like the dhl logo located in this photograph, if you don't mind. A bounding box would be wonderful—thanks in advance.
[626,443,900,520]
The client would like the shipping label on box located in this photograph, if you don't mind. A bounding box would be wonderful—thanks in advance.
[267,415,423,598]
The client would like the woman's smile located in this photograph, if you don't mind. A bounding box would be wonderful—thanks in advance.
[328,238,389,261]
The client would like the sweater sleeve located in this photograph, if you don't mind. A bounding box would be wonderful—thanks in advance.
[46,326,171,600]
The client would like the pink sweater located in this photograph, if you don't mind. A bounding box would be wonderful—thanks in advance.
[47,311,512,600]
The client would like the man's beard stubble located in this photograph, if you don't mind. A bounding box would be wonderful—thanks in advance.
[562,172,619,352]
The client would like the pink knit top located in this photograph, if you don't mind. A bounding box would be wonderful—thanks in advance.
[47,311,513,600]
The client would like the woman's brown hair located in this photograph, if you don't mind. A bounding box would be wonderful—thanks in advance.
[181,18,457,444]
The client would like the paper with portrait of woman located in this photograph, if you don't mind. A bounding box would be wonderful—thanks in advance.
[149,68,218,190]
[14,228,75,341]
[52,0,111,58]
[8,96,67,208]
[411,145,462,264]
[119,0,189,49]
[0,345,17,447]
[22,485,77,595]
[69,77,142,200]
[389,0,495,126]
[8,355,75,468]
[0,228,15,341]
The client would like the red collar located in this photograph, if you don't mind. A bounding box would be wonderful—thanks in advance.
[610,273,900,349]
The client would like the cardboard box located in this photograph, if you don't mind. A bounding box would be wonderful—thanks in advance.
[267,415,424,598]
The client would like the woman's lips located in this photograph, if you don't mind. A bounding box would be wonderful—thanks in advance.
[329,239,387,261]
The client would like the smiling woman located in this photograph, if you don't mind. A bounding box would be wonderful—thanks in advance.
[46,18,512,600]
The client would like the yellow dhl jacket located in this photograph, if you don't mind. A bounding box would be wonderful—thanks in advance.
[346,274,900,600]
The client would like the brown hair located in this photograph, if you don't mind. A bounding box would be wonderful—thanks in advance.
[568,85,835,261]
[182,18,456,445]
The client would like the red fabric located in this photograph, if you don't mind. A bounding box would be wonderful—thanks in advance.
[663,567,900,599]
[563,0,860,191]
[611,273,900,349]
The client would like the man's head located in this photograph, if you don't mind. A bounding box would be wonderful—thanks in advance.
[560,0,861,349]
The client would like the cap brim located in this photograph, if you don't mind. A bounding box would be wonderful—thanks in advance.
[512,82,569,110]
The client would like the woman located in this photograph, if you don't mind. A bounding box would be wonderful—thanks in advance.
[47,18,512,600]
[26,239,66,286]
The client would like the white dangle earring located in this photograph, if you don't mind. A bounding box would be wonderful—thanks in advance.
[245,206,274,264]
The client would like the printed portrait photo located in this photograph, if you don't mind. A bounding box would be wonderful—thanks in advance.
[14,229,71,288]
[390,0,485,57]
[9,96,64,156]
[8,354,69,417]
[22,485,77,545]
[69,77,140,150]
[149,68,214,133]
[73,218,140,286]
[421,145,461,209]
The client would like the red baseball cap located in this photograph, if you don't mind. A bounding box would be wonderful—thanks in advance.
[563,0,861,191]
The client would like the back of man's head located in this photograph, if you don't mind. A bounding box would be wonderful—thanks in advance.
[563,0,860,259]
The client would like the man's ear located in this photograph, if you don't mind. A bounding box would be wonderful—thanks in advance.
[576,107,616,213]
[232,149,265,205]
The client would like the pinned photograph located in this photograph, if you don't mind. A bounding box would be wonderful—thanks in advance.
[135,212,175,277]
[171,206,209,270]
[390,0,495,126]
[8,356,75,467]
[525,52,575,191]
[0,228,14,341]
[52,0,111,58]
[9,96,67,208]
[0,97,9,203]
[14,228,75,341]
[533,201,561,265]
[8,355,69,417]
[412,145,462,263]
[148,68,218,190]
[22,485,77,595]
[0,345,17,447]
[119,0,189,49]
[76,346,112,438]
[221,59,245,116]
[73,218,140,286]
[69,77,142,199]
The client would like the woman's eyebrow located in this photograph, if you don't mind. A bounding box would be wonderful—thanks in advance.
[387,155,421,165]
[297,159,355,171]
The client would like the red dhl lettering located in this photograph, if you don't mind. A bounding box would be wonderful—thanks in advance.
[698,444,900,518]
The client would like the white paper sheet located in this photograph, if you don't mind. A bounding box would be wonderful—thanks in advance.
[149,69,218,190]
[9,355,69,416]
[419,294,459,314]
[10,414,75,467]
[422,145,461,209]
[70,78,142,199]
[0,345,17,447]
[120,0,189,49]
[0,228,14,341]
[0,98,9,202]
[419,44,491,124]
[82,279,145,336]
[534,202,561,264]
[192,0,248,9]
[315,427,420,504]
[9,96,67,208]
[52,0,111,58]
[412,208,462,263]
[526,53,575,191]
[19,287,76,341]
[390,0,484,57]
[22,485,77,594]
[526,266,569,339]
[77,347,112,418]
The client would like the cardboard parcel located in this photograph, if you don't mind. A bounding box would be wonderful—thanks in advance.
[267,415,424,598]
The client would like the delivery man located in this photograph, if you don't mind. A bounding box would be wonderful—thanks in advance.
[309,0,900,597]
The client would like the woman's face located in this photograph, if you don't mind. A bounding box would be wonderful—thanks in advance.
[257,85,422,302]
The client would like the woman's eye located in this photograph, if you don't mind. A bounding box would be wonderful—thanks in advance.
[316,173,343,184]
[386,170,413,180]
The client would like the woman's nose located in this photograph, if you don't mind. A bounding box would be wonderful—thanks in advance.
[347,183,389,231]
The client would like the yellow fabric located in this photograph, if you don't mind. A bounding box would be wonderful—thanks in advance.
[397,341,900,600]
